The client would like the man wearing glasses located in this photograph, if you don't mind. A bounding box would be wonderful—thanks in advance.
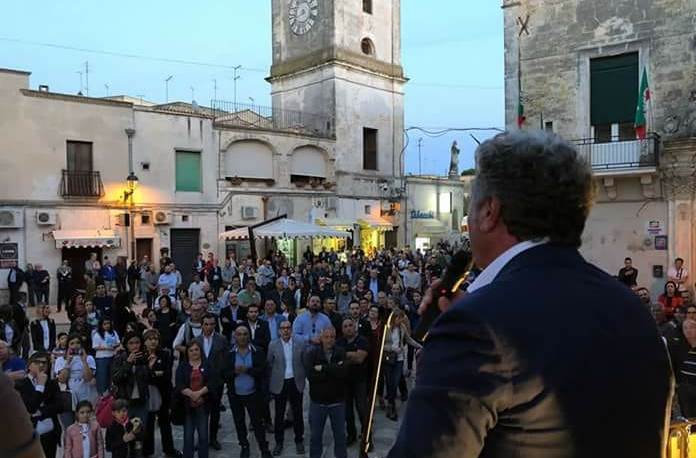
[15,352,60,458]
[267,320,306,455]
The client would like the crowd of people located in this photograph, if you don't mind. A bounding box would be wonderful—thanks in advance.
[1,242,467,458]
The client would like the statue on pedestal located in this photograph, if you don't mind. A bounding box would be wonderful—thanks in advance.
[448,140,460,178]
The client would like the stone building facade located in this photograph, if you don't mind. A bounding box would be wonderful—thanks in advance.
[503,0,696,295]
[0,0,408,303]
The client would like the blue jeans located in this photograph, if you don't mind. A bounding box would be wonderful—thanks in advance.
[384,359,403,405]
[184,405,209,458]
[95,357,113,394]
[309,402,347,458]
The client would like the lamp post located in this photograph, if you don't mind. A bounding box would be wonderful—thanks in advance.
[124,129,138,261]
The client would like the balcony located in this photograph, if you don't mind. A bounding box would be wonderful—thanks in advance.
[572,133,660,172]
[60,170,104,198]
[211,100,335,139]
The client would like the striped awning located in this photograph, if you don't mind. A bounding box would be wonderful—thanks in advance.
[358,214,393,231]
[53,229,121,249]
[220,219,350,240]
[315,218,356,231]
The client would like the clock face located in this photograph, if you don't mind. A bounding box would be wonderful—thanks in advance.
[289,0,318,35]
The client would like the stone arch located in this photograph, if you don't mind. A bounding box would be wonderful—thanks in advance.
[224,139,275,179]
[361,37,375,56]
[290,145,330,178]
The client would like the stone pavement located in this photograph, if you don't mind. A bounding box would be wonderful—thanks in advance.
[45,304,406,457]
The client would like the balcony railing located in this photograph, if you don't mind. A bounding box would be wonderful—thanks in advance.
[210,100,335,139]
[60,170,104,198]
[572,133,660,170]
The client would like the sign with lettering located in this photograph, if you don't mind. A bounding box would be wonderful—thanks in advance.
[0,242,18,268]
[646,220,664,236]
[410,210,434,219]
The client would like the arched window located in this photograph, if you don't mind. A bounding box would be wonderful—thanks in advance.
[361,38,375,56]
[363,0,372,14]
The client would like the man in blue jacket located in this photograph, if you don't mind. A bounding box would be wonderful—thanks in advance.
[388,131,673,458]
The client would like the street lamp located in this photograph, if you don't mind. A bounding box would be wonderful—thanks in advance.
[124,172,139,201]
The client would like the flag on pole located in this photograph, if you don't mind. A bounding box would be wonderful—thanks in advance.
[517,93,526,129]
[634,67,651,139]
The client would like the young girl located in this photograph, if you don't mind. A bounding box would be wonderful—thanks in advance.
[92,318,120,395]
[52,332,68,361]
[64,400,105,458]
[85,301,99,329]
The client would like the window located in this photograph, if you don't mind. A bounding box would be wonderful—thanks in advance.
[140,214,151,225]
[361,38,374,56]
[590,52,638,142]
[364,205,372,215]
[363,127,378,170]
[175,150,202,192]
[363,0,372,14]
[67,141,93,172]
[545,121,553,132]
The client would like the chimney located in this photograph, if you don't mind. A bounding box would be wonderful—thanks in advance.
[38,84,49,92]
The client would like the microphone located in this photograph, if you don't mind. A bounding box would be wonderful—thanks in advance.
[413,250,472,341]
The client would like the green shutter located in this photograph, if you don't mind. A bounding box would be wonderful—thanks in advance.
[590,52,639,125]
[176,151,201,192]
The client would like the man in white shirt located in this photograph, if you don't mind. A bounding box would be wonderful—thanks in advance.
[157,264,178,299]
[668,257,689,293]
[187,274,205,301]
[267,321,306,455]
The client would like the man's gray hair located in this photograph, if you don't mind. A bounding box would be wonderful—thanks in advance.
[472,130,594,247]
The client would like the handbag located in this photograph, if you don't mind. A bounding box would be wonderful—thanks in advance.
[170,394,185,426]
[148,385,162,412]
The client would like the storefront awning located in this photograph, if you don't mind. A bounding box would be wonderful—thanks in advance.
[220,219,351,240]
[53,229,121,249]
[413,218,449,235]
[358,215,394,231]
[315,218,356,231]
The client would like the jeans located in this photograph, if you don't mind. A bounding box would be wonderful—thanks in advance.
[229,392,269,452]
[57,284,72,312]
[144,393,176,456]
[309,402,347,458]
[209,386,224,442]
[274,379,304,446]
[345,376,368,440]
[384,359,403,406]
[184,405,209,458]
[95,357,113,395]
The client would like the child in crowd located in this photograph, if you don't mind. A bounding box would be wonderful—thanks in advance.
[52,332,68,361]
[85,301,99,328]
[64,400,105,458]
[106,399,144,458]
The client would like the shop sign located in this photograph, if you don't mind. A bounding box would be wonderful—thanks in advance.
[0,242,18,268]
[411,210,434,219]
[646,220,664,236]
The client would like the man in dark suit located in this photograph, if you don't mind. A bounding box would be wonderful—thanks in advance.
[7,261,25,305]
[388,131,672,458]
[267,320,306,456]
[243,304,271,354]
[15,352,61,458]
[194,314,230,451]
[30,305,56,353]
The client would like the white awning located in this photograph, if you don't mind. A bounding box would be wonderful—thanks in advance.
[220,219,351,240]
[358,215,393,231]
[315,218,356,231]
[53,229,121,249]
[413,218,449,235]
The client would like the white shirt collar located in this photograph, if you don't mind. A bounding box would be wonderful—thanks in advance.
[467,239,548,293]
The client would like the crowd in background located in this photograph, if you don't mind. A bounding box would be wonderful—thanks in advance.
[1,241,467,458]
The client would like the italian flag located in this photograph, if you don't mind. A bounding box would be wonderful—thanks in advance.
[517,93,525,129]
[634,67,650,139]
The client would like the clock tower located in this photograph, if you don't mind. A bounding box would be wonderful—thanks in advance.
[269,0,406,202]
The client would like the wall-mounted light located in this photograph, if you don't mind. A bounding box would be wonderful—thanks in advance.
[124,172,139,202]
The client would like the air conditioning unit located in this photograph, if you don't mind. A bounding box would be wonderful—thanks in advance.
[326,197,338,210]
[153,211,172,225]
[242,206,259,220]
[0,209,23,228]
[35,211,57,226]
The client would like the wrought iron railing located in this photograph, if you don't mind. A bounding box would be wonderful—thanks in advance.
[210,100,335,139]
[572,132,660,170]
[60,170,104,197]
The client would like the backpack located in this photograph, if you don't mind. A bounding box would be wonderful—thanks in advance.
[95,392,114,428]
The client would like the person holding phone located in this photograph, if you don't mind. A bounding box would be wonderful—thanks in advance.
[54,334,97,404]
[111,332,151,425]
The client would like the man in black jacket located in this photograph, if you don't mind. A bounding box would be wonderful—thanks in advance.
[15,352,61,458]
[195,314,230,450]
[303,326,348,458]
[30,305,56,353]
[7,261,25,306]
[388,131,672,458]
[225,325,272,458]
[56,260,72,313]
[243,304,271,354]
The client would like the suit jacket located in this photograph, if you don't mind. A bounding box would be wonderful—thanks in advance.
[243,320,271,354]
[64,421,105,458]
[223,345,267,397]
[15,377,61,436]
[6,267,24,289]
[30,319,57,352]
[220,305,247,340]
[388,244,672,458]
[267,338,306,394]
[194,332,229,386]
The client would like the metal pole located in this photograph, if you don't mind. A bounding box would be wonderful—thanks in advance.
[417,138,423,175]
[85,61,89,96]
[165,75,173,103]
[233,65,242,107]
[125,128,136,260]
